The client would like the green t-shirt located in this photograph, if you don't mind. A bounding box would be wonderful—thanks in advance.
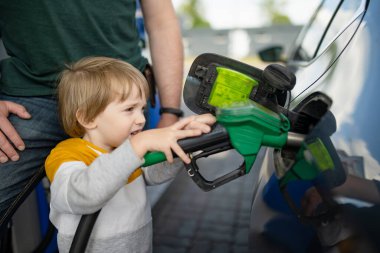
[0,0,148,96]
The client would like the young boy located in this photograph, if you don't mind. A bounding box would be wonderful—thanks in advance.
[45,57,215,253]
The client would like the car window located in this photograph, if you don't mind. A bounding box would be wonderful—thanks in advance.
[316,0,366,55]
[294,0,341,61]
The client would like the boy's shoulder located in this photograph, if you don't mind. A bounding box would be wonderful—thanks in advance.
[55,137,86,148]
[45,138,103,182]
[52,138,96,156]
[53,138,106,155]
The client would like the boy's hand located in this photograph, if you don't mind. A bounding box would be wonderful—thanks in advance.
[130,114,216,164]
[183,113,216,133]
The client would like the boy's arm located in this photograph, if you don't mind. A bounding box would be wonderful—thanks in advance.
[142,159,183,185]
[49,140,143,214]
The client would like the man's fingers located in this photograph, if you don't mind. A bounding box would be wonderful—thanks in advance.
[0,150,9,163]
[0,116,25,151]
[0,101,29,157]
[5,101,31,119]
[0,131,19,162]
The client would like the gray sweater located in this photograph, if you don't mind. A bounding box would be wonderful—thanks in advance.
[46,138,182,253]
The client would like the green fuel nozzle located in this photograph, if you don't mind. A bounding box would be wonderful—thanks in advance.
[145,56,339,192]
[143,101,299,191]
[216,102,290,172]
[143,61,305,191]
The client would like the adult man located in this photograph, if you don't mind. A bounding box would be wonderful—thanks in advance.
[0,0,184,216]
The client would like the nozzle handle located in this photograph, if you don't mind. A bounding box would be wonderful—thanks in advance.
[143,124,230,167]
[184,147,247,191]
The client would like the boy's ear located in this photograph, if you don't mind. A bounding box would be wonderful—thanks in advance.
[76,109,97,129]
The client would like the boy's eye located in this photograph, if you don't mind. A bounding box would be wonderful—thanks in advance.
[125,107,134,112]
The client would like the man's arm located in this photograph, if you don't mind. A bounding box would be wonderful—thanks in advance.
[141,0,184,128]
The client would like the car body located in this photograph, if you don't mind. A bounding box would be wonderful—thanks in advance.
[249,0,380,252]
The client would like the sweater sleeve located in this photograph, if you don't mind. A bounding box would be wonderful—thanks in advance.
[50,140,143,214]
[142,159,183,185]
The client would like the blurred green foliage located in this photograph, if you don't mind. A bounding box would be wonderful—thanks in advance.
[180,0,211,28]
[261,0,292,25]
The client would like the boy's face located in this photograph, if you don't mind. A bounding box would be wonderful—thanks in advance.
[89,85,146,151]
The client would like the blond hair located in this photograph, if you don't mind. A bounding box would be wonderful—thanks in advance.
[58,56,149,137]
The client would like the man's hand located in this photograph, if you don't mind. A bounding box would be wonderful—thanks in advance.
[0,100,31,163]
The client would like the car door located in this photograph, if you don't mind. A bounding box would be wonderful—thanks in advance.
[250,0,380,252]
[288,0,380,186]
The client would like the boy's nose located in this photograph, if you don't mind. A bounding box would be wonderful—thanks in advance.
[136,112,146,125]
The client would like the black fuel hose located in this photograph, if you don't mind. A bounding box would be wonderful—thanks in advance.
[69,210,100,253]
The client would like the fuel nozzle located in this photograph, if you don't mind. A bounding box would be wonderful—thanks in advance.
[252,64,296,112]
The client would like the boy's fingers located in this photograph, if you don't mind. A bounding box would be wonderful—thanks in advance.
[171,144,190,164]
[176,129,202,139]
[194,113,216,125]
[185,121,211,133]
[163,149,174,163]
[172,116,196,130]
